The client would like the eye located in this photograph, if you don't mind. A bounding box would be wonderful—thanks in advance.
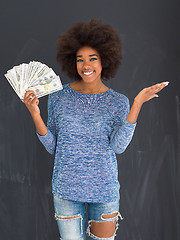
[76,59,83,62]
[90,58,97,61]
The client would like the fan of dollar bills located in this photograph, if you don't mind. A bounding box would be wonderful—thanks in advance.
[4,61,63,101]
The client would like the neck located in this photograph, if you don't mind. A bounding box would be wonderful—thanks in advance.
[79,80,103,94]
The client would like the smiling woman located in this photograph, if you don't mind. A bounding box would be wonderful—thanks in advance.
[76,46,102,81]
[23,19,169,240]
[75,46,103,93]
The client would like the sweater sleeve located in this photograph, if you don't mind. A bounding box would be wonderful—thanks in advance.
[110,96,136,154]
[36,93,57,155]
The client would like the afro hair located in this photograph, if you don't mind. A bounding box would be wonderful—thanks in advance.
[56,19,122,81]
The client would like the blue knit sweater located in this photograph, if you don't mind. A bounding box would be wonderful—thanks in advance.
[37,83,136,202]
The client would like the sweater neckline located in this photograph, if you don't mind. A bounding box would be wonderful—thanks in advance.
[67,83,112,96]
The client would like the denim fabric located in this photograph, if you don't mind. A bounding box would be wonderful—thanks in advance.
[53,195,122,240]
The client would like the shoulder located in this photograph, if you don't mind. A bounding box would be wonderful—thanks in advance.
[108,88,130,117]
[109,88,130,107]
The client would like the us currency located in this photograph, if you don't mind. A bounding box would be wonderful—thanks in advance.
[6,67,21,96]
[21,63,29,96]
[28,62,49,86]
[14,65,23,96]
[5,71,21,99]
[31,68,57,87]
[4,61,63,101]
[28,76,62,98]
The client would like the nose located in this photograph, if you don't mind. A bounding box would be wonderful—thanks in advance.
[82,60,90,69]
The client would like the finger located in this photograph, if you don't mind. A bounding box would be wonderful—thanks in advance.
[24,93,31,102]
[157,81,169,87]
[150,82,169,93]
[163,81,170,86]
[24,94,34,105]
[35,98,39,105]
[25,97,38,107]
[154,84,165,93]
[29,95,34,100]
[147,94,159,102]
[30,97,39,107]
[23,91,37,102]
[24,94,33,103]
[24,92,36,102]
[152,81,169,88]
[158,81,169,87]
[28,94,38,103]
[156,81,169,92]
[24,90,35,98]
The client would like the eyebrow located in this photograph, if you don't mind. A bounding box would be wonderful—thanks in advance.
[76,54,98,58]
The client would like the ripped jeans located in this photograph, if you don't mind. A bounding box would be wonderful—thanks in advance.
[53,195,123,240]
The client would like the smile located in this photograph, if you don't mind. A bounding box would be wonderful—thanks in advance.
[83,71,94,76]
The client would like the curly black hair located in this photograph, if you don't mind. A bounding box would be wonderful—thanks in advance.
[56,19,122,81]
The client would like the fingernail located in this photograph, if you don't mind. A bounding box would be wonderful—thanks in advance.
[164,81,169,86]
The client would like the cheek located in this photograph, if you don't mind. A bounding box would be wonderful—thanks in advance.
[96,63,102,73]
[96,60,102,71]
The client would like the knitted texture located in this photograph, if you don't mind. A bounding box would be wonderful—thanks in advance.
[37,83,136,202]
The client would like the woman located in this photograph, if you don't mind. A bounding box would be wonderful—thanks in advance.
[24,19,168,240]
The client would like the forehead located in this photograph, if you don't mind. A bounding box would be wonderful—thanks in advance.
[76,46,99,56]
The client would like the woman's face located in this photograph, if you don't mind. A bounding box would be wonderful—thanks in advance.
[76,46,102,83]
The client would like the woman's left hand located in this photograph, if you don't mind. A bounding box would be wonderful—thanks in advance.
[134,81,169,105]
[126,81,169,124]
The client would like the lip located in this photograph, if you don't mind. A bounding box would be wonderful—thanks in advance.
[82,70,95,76]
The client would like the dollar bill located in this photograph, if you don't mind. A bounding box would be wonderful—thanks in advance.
[4,61,63,101]
[28,76,62,98]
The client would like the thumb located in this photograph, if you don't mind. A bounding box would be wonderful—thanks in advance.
[147,94,159,102]
[35,98,39,105]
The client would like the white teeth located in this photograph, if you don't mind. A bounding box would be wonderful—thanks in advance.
[83,71,93,75]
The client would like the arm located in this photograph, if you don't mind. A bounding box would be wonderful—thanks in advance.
[110,98,136,154]
[23,91,56,154]
[110,81,169,154]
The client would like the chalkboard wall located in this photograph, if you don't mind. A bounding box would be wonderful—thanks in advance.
[0,0,179,239]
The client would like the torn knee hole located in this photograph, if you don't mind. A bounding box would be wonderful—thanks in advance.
[102,212,118,220]
[90,220,117,238]
[55,213,81,220]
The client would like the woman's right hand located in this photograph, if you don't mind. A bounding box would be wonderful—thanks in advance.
[23,91,40,118]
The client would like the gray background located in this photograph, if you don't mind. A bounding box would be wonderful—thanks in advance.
[0,0,180,239]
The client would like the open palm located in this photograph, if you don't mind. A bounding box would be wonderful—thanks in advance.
[135,81,169,105]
